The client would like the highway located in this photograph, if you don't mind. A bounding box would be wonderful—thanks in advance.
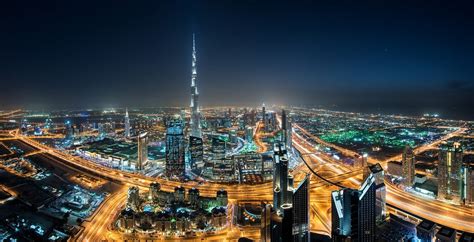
[75,185,128,242]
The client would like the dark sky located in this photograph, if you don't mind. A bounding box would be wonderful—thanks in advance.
[1,1,473,119]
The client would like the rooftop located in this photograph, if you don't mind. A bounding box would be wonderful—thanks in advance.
[417,219,436,231]
[436,226,456,238]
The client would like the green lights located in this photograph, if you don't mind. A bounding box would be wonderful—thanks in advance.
[320,128,431,149]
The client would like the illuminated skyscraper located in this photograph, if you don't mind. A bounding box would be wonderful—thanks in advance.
[402,145,415,187]
[332,173,376,242]
[124,108,130,138]
[461,164,473,204]
[137,132,148,171]
[65,120,74,139]
[363,163,386,225]
[273,143,290,209]
[262,142,310,242]
[265,111,277,132]
[262,103,266,130]
[189,135,203,170]
[166,115,186,178]
[245,126,253,143]
[438,142,463,203]
[212,136,227,159]
[190,34,202,138]
[292,175,310,242]
[282,109,292,150]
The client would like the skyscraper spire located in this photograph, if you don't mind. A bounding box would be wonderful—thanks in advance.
[190,33,202,138]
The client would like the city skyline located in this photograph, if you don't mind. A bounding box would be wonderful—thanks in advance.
[1,1,474,241]
[1,1,474,119]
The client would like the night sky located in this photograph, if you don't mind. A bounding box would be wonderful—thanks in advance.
[1,1,473,119]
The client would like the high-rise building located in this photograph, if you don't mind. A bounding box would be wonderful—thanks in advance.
[261,203,273,242]
[165,115,186,178]
[438,142,463,203]
[261,142,310,242]
[243,108,257,127]
[124,108,130,138]
[212,136,227,159]
[65,120,74,139]
[281,109,292,150]
[245,126,253,143]
[273,143,291,209]
[281,109,287,130]
[262,103,266,130]
[137,132,148,171]
[461,163,473,204]
[363,163,386,225]
[190,34,202,138]
[292,175,310,242]
[265,111,277,132]
[263,176,310,242]
[127,186,141,212]
[189,136,204,170]
[402,145,415,187]
[332,173,376,242]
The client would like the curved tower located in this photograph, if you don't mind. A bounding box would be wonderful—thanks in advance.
[190,33,202,138]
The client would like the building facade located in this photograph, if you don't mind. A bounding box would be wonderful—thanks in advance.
[189,136,203,170]
[331,173,376,242]
[137,132,148,171]
[438,142,463,203]
[124,108,130,138]
[402,145,415,187]
[165,116,186,178]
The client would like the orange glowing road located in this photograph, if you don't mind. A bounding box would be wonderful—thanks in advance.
[254,121,267,153]
[0,109,24,119]
[74,185,128,242]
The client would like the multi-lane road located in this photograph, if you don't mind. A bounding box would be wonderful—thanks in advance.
[75,186,128,242]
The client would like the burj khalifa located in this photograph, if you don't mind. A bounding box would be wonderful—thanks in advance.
[190,34,202,138]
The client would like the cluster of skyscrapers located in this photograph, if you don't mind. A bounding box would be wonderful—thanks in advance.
[331,163,386,242]
[261,142,310,242]
[437,142,473,204]
[400,141,473,205]
[159,34,203,180]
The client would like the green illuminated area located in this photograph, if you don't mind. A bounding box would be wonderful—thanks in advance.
[320,127,445,150]
[239,142,258,154]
